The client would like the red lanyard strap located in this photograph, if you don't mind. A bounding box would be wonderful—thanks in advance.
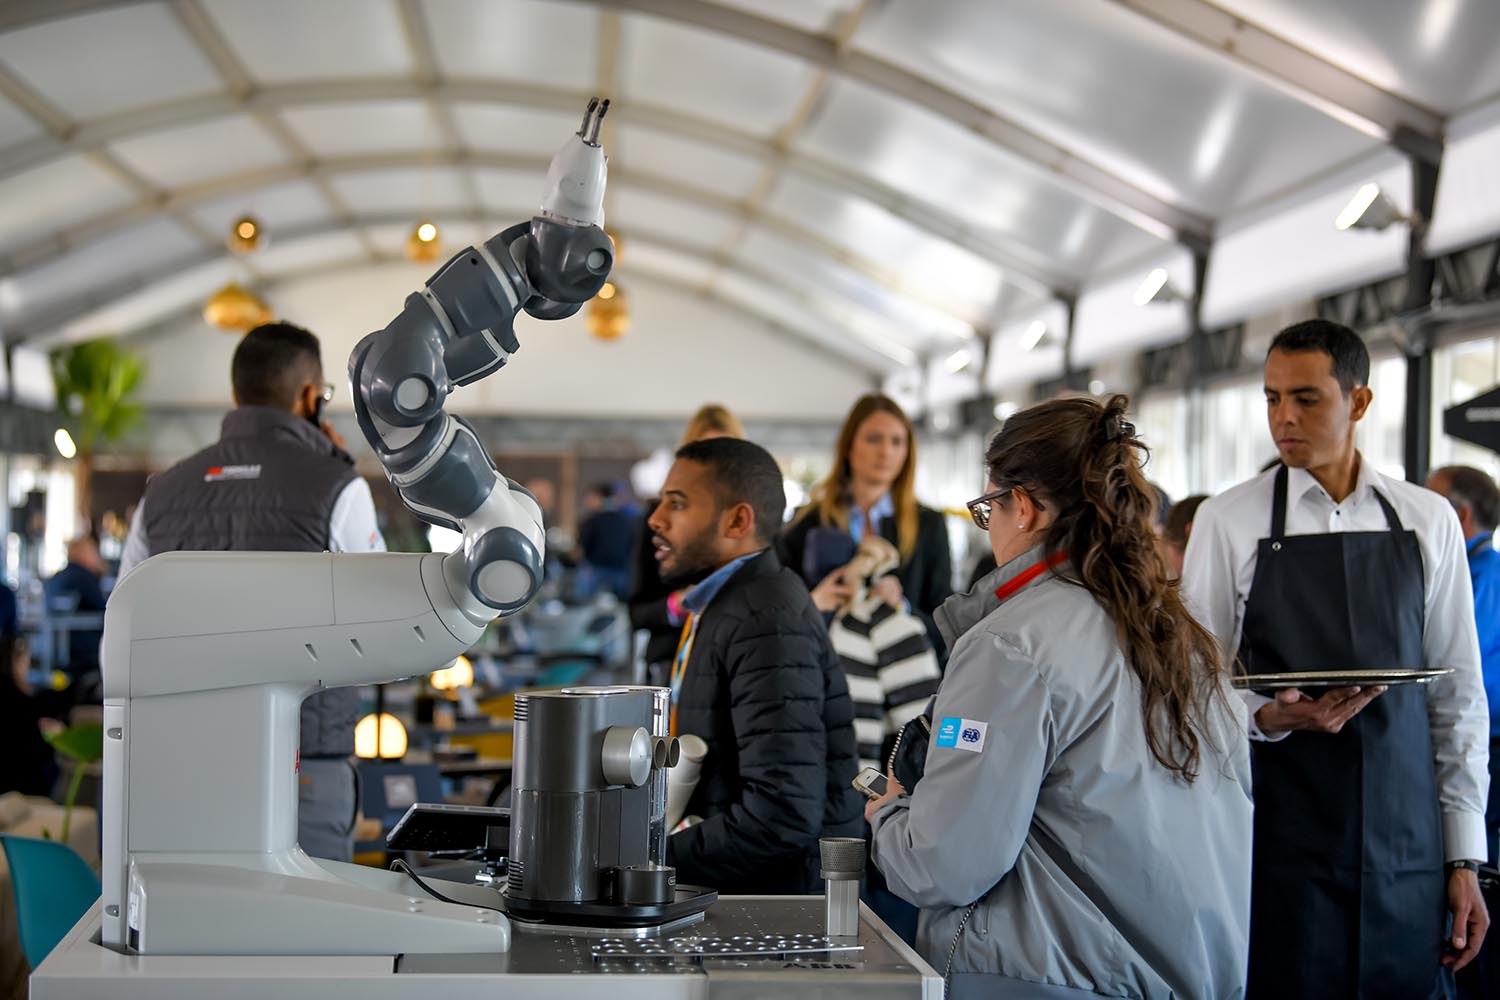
[995,551,1067,602]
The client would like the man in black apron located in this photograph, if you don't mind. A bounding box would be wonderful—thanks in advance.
[1183,320,1490,999]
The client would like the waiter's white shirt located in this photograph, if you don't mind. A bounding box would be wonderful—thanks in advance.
[1182,458,1490,862]
[116,477,387,580]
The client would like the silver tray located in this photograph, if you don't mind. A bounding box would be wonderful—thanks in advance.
[1231,668,1452,690]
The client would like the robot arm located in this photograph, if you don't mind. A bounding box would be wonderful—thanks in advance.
[349,98,613,623]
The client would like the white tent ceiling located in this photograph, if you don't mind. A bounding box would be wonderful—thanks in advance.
[1,0,1499,393]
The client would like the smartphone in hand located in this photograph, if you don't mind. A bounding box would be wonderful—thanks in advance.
[852,766,889,801]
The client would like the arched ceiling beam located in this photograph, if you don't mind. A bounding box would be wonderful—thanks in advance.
[1108,0,1444,163]
[0,149,987,336]
[91,250,891,380]
[389,0,485,213]
[166,0,382,259]
[0,76,1073,298]
[567,0,1212,249]
[0,0,1206,246]
[0,34,1080,296]
[708,0,873,298]
[0,48,233,265]
[8,208,912,372]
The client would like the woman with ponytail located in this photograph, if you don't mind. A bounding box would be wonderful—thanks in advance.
[866,394,1252,999]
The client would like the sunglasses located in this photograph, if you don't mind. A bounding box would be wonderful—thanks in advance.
[966,485,1045,530]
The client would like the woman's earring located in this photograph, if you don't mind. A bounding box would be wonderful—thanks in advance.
[1018,522,1027,530]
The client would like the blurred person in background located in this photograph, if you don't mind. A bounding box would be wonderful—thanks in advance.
[1427,464,1500,1000]
[1159,494,1209,578]
[867,394,1251,998]
[629,404,744,684]
[1427,465,1500,866]
[0,635,60,797]
[577,482,635,599]
[0,575,17,644]
[117,321,385,863]
[43,536,107,683]
[781,394,952,657]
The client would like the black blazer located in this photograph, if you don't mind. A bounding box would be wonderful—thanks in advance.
[665,549,863,893]
[779,503,954,657]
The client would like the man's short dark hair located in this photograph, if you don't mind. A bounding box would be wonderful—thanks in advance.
[1268,319,1370,394]
[1163,494,1209,546]
[1434,465,1500,534]
[675,438,785,544]
[232,322,323,409]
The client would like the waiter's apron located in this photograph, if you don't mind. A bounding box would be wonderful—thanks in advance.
[1241,466,1447,1000]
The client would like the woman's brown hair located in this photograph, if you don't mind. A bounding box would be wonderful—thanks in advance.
[803,394,919,561]
[986,393,1227,782]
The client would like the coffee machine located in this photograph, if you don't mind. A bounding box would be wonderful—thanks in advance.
[505,686,716,927]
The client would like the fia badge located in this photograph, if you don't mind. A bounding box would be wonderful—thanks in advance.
[934,717,987,753]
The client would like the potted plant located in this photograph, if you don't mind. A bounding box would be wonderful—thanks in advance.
[51,338,147,526]
[41,722,103,844]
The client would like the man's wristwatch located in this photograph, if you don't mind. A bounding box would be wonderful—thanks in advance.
[1447,860,1480,874]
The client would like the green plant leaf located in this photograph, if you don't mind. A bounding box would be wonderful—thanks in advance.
[50,338,149,453]
[44,722,104,763]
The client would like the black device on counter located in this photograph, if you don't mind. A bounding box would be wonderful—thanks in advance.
[386,802,510,853]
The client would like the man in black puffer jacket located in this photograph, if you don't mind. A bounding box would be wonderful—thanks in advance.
[648,437,862,894]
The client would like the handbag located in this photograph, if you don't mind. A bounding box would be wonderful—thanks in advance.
[886,712,930,793]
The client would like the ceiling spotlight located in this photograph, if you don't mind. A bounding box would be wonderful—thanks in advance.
[945,348,973,373]
[1089,380,1106,395]
[1020,320,1048,352]
[54,427,77,459]
[993,401,1019,422]
[1335,182,1406,231]
[1133,267,1183,307]
[227,214,265,254]
[405,220,442,263]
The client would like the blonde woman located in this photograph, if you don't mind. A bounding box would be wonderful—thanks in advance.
[781,394,952,656]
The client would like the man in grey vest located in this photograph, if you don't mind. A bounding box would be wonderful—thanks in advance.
[118,321,386,861]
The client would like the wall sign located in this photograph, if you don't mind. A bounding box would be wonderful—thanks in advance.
[1444,386,1500,455]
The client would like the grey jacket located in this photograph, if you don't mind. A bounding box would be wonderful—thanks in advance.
[870,547,1252,999]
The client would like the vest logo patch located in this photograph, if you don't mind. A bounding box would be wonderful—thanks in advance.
[204,464,262,482]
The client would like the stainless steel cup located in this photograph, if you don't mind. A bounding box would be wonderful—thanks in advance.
[819,836,866,938]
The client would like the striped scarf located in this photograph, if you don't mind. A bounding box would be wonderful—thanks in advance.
[829,593,941,771]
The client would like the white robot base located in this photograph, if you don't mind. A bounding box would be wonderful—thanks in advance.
[124,853,508,955]
[101,550,509,955]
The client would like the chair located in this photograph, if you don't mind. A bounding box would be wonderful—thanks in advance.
[0,834,101,970]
